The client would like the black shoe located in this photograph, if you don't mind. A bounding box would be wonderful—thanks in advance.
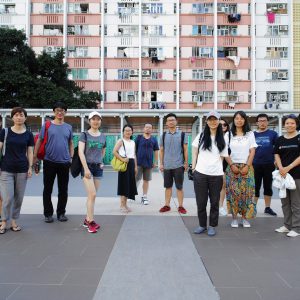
[264,207,277,216]
[57,214,68,222]
[45,216,54,223]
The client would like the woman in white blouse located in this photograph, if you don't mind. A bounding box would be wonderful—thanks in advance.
[113,124,138,213]
[225,111,257,228]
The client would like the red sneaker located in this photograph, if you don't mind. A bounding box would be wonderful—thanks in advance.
[159,205,171,213]
[178,206,187,214]
[90,220,100,230]
[87,221,98,233]
[83,219,100,230]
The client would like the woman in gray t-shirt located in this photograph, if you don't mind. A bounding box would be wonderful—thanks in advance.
[78,112,106,234]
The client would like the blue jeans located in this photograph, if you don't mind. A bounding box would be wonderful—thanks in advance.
[81,163,103,179]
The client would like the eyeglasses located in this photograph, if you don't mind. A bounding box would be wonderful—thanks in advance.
[257,119,268,123]
[221,124,228,127]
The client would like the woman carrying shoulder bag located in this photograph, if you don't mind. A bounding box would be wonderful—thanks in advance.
[192,111,228,236]
[113,124,137,213]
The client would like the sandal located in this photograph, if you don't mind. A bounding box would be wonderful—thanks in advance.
[120,207,130,213]
[10,225,21,232]
[0,227,6,234]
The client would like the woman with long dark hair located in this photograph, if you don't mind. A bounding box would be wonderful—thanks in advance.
[113,124,138,213]
[219,118,230,216]
[225,111,257,228]
[192,111,228,236]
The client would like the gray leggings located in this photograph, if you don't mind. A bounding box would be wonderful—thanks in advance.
[0,171,28,221]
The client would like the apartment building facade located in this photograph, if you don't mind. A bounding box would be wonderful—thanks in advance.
[0,0,294,111]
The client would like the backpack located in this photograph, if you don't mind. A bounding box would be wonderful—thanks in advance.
[71,132,87,178]
[0,128,8,161]
[34,121,51,160]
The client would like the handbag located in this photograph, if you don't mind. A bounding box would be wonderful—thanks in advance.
[34,121,51,160]
[188,133,203,181]
[111,141,127,172]
[71,132,87,178]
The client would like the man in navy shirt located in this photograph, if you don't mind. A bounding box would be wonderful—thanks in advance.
[253,113,278,216]
[135,124,159,205]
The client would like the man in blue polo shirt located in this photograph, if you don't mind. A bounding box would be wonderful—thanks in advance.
[135,123,159,205]
[34,102,74,223]
[253,113,278,216]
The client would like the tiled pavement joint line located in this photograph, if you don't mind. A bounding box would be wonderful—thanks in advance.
[275,272,293,289]
[248,246,263,259]
[6,285,22,300]
[255,289,263,300]
[231,258,242,272]
[59,270,71,285]
[93,216,220,300]
[37,256,50,269]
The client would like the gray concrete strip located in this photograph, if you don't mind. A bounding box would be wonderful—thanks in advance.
[93,216,220,300]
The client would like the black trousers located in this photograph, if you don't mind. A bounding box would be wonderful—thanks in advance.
[43,160,70,217]
[253,163,275,197]
[193,171,223,228]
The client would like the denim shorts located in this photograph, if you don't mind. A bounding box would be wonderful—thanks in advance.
[81,163,103,179]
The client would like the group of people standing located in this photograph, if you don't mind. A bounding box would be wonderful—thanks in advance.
[0,105,299,238]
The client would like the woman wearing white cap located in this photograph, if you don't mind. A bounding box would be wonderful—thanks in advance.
[78,111,106,233]
[191,111,228,236]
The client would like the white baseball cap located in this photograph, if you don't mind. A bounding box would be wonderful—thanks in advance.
[88,111,102,120]
[206,111,221,120]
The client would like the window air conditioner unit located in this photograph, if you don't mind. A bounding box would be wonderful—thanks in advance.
[204,70,213,76]
[278,72,287,79]
[141,52,148,57]
[142,70,150,76]
[227,91,236,96]
[280,94,288,101]
[130,70,138,75]
[47,46,54,52]
[68,46,75,51]
[279,25,288,31]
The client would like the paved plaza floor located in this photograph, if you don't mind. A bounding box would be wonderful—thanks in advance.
[1,170,299,300]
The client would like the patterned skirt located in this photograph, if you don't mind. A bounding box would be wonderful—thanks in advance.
[226,164,257,219]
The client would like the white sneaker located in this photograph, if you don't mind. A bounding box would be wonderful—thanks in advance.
[242,219,251,228]
[287,230,299,237]
[231,219,238,228]
[219,207,227,216]
[275,226,289,233]
[141,196,149,205]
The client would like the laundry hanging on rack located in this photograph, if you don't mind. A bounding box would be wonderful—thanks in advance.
[226,56,240,67]
[267,11,275,23]
[228,14,241,23]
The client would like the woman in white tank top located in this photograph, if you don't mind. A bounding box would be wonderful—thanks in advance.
[113,124,138,212]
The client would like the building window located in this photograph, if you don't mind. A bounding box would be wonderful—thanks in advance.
[267,25,288,36]
[70,69,88,80]
[266,69,288,81]
[142,3,163,14]
[192,47,214,58]
[192,69,213,80]
[192,91,214,102]
[266,92,288,103]
[266,47,288,58]
[192,3,213,14]
[44,4,63,13]
[192,25,214,36]
[217,25,237,36]
[68,3,89,13]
